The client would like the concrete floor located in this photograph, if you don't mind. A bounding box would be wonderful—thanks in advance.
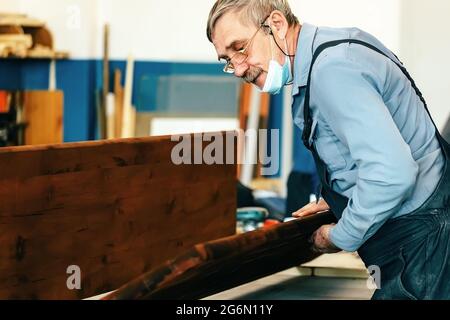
[205,270,374,300]
[205,252,375,300]
[246,276,373,300]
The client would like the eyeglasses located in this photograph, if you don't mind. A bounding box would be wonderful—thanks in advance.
[220,17,270,74]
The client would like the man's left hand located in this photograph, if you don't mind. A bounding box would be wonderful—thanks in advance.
[310,224,342,254]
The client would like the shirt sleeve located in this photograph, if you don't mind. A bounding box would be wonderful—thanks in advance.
[310,50,419,252]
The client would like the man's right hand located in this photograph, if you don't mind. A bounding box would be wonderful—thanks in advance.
[292,198,330,218]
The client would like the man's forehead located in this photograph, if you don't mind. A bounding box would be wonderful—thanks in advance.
[212,12,253,56]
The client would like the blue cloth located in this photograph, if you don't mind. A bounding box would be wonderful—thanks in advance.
[293,122,317,174]
[292,121,320,191]
[291,23,445,252]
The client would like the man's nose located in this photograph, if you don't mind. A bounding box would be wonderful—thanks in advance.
[233,62,249,78]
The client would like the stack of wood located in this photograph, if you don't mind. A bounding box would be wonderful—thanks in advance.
[101,24,136,140]
[0,13,68,59]
[237,83,271,183]
[106,62,136,140]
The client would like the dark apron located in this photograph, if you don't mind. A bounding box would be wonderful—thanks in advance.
[301,39,450,299]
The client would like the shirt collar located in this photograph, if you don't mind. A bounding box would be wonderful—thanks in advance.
[292,23,318,96]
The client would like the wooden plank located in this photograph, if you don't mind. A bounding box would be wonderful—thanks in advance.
[255,92,270,179]
[0,13,27,19]
[237,83,251,178]
[0,15,45,28]
[22,91,63,145]
[101,24,109,140]
[0,133,236,299]
[106,94,115,139]
[0,34,32,57]
[104,211,337,300]
[26,47,69,59]
[0,34,32,45]
[135,112,153,137]
[237,83,270,181]
[114,69,124,139]
[121,56,135,138]
[0,25,24,35]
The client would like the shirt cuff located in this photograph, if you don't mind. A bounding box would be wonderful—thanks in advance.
[329,220,364,252]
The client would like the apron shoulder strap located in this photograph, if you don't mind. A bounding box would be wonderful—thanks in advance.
[302,39,442,149]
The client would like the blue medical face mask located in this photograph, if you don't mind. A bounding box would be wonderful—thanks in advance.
[261,37,292,95]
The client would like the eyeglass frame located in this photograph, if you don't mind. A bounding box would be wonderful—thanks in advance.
[220,15,271,74]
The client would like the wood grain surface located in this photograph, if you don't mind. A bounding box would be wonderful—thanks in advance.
[0,133,237,299]
[104,211,337,300]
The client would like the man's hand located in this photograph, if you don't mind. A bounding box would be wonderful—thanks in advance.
[310,224,341,254]
[292,198,330,218]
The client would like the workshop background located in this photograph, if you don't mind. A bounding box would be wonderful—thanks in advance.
[1,0,449,142]
[0,0,449,300]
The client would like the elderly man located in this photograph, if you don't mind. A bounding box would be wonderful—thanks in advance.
[207,0,450,299]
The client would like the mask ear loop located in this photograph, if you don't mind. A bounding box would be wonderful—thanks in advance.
[263,20,294,86]
[266,25,295,58]
[284,38,294,85]
[284,38,289,56]
[269,29,275,60]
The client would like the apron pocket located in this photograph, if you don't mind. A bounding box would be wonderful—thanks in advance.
[396,249,419,300]
[372,248,420,300]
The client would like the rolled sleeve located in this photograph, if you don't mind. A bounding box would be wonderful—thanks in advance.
[311,51,419,252]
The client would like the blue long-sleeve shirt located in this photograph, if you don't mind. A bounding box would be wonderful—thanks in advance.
[291,23,445,252]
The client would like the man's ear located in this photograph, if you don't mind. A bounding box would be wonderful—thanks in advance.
[268,10,289,40]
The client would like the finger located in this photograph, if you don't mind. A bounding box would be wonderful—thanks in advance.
[294,202,314,214]
[292,203,320,218]
[298,205,330,217]
[297,200,330,217]
[293,209,316,218]
[316,201,330,212]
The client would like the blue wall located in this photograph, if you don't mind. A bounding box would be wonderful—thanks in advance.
[1,59,306,179]
[0,59,293,178]
[0,59,228,142]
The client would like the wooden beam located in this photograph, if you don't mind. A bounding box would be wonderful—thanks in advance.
[104,211,337,300]
[0,133,237,299]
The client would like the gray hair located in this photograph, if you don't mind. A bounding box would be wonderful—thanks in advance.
[207,0,299,42]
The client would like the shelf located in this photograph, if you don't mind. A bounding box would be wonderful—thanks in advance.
[0,52,69,60]
[0,13,45,28]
